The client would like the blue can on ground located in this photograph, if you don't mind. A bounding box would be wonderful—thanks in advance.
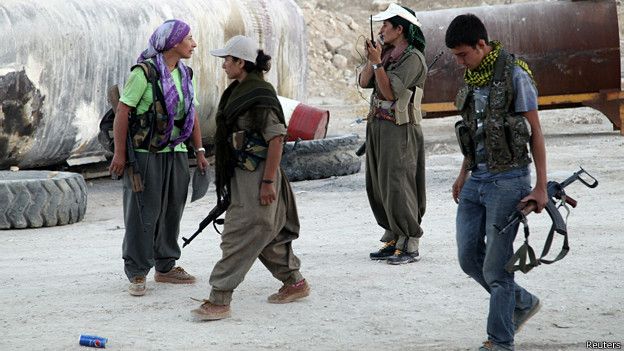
[79,335,108,348]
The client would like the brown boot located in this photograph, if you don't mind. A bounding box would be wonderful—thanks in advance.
[128,276,146,296]
[268,279,310,304]
[154,266,196,284]
[191,300,231,321]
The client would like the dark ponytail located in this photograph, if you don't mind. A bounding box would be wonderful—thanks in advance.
[241,50,272,76]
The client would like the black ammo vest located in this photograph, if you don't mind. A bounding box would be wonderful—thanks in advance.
[454,49,532,173]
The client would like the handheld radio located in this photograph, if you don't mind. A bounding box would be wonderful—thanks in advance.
[370,15,376,48]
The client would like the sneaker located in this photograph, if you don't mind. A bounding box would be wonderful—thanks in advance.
[267,279,310,304]
[387,250,420,265]
[154,266,196,284]
[191,300,231,321]
[514,296,542,333]
[478,340,512,351]
[369,240,396,260]
[128,276,146,296]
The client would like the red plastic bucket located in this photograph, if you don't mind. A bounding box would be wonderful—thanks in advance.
[279,96,329,141]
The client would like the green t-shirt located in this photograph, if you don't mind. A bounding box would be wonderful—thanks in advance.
[119,60,199,152]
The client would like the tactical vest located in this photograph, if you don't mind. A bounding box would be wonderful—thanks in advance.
[129,61,193,152]
[454,49,532,173]
[369,48,427,125]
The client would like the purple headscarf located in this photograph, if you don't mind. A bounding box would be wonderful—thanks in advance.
[138,19,195,148]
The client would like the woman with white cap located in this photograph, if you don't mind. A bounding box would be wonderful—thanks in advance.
[109,19,208,296]
[191,35,309,321]
[359,4,428,265]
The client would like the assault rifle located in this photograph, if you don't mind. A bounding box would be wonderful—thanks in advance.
[496,167,598,273]
[355,50,444,156]
[107,86,146,226]
[182,192,230,248]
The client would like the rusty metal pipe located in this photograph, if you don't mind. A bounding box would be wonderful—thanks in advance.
[417,0,622,130]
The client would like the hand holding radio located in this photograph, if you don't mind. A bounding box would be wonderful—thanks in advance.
[366,15,382,65]
[369,15,376,48]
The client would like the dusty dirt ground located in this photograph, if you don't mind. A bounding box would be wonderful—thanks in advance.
[1,106,622,350]
[2,1,624,350]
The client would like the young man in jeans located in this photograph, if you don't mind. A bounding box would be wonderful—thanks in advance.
[445,14,548,351]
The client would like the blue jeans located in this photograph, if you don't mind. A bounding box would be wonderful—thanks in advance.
[456,175,535,348]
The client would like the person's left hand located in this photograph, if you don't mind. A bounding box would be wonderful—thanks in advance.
[260,182,276,206]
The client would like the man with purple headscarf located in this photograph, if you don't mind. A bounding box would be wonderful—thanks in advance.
[109,19,209,297]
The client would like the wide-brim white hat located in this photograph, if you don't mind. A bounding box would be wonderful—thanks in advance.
[372,3,421,27]
[210,35,258,62]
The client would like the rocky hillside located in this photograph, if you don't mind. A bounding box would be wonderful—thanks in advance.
[295,0,624,103]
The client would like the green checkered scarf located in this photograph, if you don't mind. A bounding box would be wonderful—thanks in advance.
[464,41,533,87]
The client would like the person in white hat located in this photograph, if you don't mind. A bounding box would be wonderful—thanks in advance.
[191,35,309,321]
[359,4,428,264]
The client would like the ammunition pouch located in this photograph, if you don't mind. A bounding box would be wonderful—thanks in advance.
[129,101,169,152]
[230,130,268,171]
[455,120,475,159]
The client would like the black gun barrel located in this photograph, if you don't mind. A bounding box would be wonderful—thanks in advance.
[182,196,230,248]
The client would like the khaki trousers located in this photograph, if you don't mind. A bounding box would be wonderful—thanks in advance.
[209,167,303,305]
[365,119,426,252]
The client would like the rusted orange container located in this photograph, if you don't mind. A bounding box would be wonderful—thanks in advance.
[279,96,329,141]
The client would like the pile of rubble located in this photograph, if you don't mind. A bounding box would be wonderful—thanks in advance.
[296,0,561,103]
[299,0,371,103]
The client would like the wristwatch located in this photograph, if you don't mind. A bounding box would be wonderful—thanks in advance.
[372,63,382,70]
[195,147,206,156]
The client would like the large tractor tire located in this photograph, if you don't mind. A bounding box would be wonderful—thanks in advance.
[281,134,362,181]
[0,171,88,229]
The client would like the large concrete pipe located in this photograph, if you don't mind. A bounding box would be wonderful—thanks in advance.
[416,0,622,132]
[0,0,306,169]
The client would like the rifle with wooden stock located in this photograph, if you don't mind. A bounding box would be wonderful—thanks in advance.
[497,167,598,273]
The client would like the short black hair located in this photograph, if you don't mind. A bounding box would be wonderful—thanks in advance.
[445,14,488,49]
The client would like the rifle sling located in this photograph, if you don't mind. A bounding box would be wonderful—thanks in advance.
[505,214,570,274]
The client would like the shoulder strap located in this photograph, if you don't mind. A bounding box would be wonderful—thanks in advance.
[130,61,166,112]
[131,62,159,82]
[187,66,193,80]
[492,49,509,83]
[504,206,570,274]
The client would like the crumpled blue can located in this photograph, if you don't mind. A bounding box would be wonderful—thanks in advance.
[79,334,108,348]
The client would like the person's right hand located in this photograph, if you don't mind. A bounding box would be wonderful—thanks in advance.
[365,39,382,65]
[452,173,467,204]
[109,152,126,177]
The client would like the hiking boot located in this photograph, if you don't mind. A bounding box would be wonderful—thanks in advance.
[478,340,512,351]
[191,300,231,321]
[387,250,420,265]
[154,266,196,284]
[128,276,146,296]
[514,296,542,333]
[267,279,310,304]
[369,240,396,260]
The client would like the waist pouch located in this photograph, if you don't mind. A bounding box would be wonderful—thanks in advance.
[368,106,397,123]
[230,130,268,171]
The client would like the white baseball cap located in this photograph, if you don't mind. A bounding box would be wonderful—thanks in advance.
[210,35,259,62]
[372,3,421,27]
